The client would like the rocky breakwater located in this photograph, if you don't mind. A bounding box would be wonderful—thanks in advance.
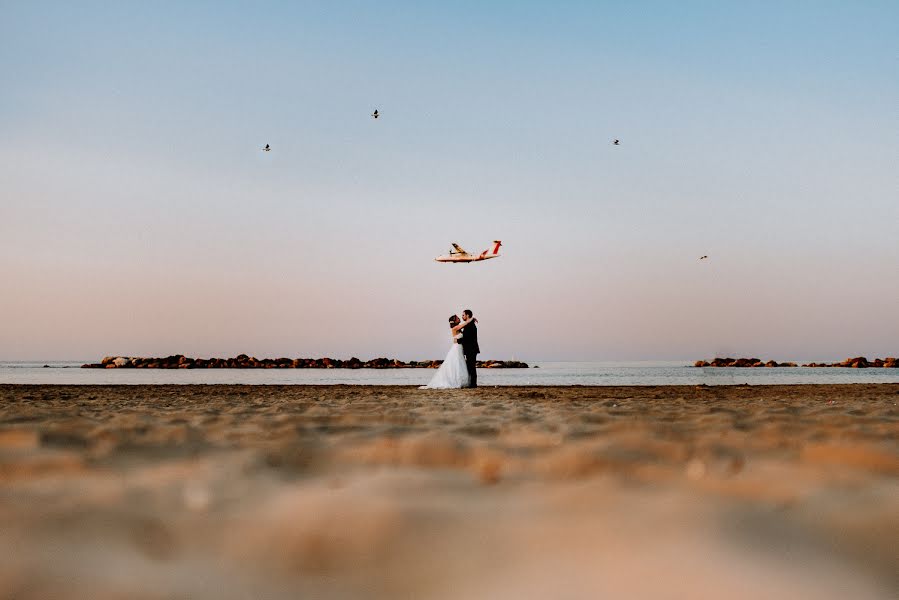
[81,355,529,369]
[694,358,798,368]
[694,356,897,368]
[801,356,898,369]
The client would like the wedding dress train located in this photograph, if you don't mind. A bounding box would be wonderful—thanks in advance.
[421,340,470,389]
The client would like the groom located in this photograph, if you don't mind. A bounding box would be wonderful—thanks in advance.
[457,309,480,388]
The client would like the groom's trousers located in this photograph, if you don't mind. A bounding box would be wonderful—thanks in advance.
[465,353,478,388]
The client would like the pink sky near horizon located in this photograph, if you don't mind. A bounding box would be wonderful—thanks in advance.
[3,144,895,362]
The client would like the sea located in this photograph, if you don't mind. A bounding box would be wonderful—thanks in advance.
[2,361,898,386]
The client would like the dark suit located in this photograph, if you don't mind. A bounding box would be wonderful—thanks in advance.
[457,321,480,387]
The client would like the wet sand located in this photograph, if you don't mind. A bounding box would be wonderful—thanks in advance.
[1,384,897,599]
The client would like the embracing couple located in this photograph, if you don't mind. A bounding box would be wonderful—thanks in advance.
[421,309,480,389]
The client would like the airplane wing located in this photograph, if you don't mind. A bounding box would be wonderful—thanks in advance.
[451,243,468,255]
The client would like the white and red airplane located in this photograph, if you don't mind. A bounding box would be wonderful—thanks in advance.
[435,240,502,263]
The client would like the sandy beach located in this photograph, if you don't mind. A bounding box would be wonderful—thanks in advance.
[1,384,896,599]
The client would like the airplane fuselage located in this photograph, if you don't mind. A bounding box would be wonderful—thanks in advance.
[434,240,502,263]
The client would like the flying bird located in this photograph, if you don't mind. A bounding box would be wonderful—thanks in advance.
[371,109,380,119]
[612,139,620,145]
[699,255,708,260]
[262,144,271,152]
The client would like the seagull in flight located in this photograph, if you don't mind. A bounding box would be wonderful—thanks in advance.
[262,144,271,152]
[371,109,380,119]
[612,139,620,145]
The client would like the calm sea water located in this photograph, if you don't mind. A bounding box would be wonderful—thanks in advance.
[2,361,898,386]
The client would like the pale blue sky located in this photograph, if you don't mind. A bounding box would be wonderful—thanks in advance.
[1,1,897,361]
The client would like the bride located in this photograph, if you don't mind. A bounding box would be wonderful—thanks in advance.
[420,314,477,389]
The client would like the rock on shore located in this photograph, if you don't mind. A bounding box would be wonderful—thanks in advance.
[800,356,897,368]
[82,355,529,369]
[694,356,896,368]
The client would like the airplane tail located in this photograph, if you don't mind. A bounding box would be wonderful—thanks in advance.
[488,240,502,256]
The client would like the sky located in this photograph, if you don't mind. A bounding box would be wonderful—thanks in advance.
[1,1,897,362]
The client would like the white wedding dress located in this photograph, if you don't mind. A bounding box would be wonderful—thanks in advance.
[421,336,470,389]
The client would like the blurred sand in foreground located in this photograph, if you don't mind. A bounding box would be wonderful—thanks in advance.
[1,384,897,599]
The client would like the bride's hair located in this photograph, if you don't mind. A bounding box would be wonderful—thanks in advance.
[448,315,459,327]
